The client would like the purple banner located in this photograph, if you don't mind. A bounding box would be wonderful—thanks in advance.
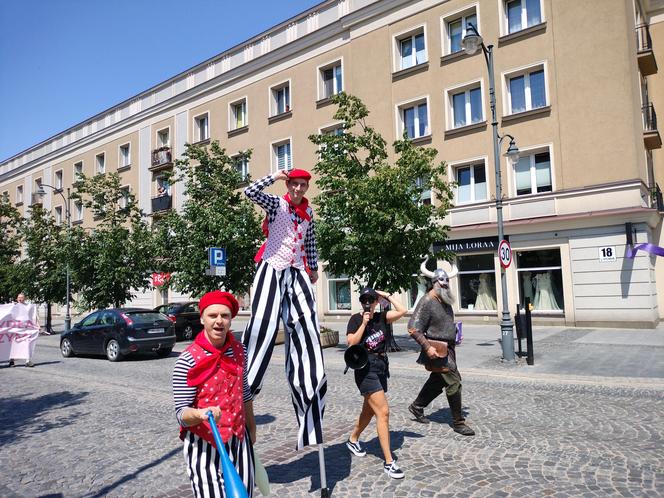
[626,243,664,259]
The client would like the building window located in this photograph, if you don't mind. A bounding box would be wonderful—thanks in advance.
[505,0,542,34]
[407,277,428,309]
[321,124,344,136]
[156,176,171,196]
[396,28,427,70]
[398,100,429,139]
[194,114,210,142]
[449,84,483,128]
[328,274,351,310]
[233,155,249,181]
[514,150,552,196]
[1,191,8,202]
[320,61,343,99]
[271,82,290,115]
[34,177,42,193]
[458,254,497,310]
[55,206,63,225]
[96,153,105,174]
[415,177,432,205]
[516,249,563,311]
[119,186,130,209]
[455,162,487,204]
[74,200,83,221]
[74,161,83,178]
[16,185,23,204]
[119,144,131,168]
[506,66,546,114]
[446,10,477,54]
[55,170,63,190]
[230,99,247,129]
[157,128,170,147]
[273,140,292,171]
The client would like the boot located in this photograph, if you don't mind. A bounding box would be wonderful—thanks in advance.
[447,392,475,436]
[408,403,429,424]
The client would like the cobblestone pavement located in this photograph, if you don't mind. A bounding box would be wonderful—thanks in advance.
[1,332,663,498]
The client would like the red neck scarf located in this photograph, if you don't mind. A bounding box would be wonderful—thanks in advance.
[254,194,310,262]
[186,331,241,387]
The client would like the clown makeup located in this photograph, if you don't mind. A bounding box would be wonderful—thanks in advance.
[200,304,233,348]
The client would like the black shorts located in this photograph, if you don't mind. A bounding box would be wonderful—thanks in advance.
[354,354,389,395]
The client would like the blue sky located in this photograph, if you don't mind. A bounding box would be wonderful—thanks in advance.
[0,0,318,162]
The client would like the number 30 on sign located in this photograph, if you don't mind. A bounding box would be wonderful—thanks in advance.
[499,239,512,269]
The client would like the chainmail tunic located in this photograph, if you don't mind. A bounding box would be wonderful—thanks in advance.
[408,293,457,341]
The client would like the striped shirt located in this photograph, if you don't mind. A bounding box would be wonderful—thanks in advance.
[172,343,252,427]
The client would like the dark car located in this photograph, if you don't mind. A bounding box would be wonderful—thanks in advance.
[154,301,201,341]
[60,308,176,362]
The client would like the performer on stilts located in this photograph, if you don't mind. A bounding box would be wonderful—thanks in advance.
[242,168,327,452]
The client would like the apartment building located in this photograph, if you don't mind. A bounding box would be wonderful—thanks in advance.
[1,0,663,327]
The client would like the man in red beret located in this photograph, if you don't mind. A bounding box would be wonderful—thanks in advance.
[243,168,327,451]
[172,290,257,497]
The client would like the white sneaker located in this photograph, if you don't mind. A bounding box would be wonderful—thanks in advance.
[346,439,366,457]
[384,461,404,479]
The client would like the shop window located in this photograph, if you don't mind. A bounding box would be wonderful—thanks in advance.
[516,248,563,311]
[457,253,497,310]
[328,274,351,311]
[407,276,428,309]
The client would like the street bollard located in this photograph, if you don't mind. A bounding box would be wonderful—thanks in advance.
[524,297,534,365]
[514,304,526,357]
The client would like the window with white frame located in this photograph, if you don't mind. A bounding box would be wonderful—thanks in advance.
[96,153,105,174]
[233,154,250,181]
[273,140,292,171]
[34,178,42,195]
[74,200,83,221]
[399,100,429,139]
[16,185,23,203]
[458,254,497,310]
[415,176,432,205]
[157,128,170,147]
[514,149,552,196]
[327,273,351,310]
[504,0,542,34]
[55,170,63,190]
[506,66,546,114]
[119,144,131,168]
[74,161,83,178]
[271,82,290,115]
[119,186,130,209]
[194,114,210,142]
[396,28,427,70]
[449,84,483,128]
[320,61,343,99]
[54,206,63,225]
[156,176,171,196]
[517,248,563,311]
[230,99,247,129]
[446,10,477,54]
[455,161,487,203]
[321,124,344,136]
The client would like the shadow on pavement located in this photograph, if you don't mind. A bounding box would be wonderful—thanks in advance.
[0,391,89,446]
[86,446,180,498]
[255,413,276,425]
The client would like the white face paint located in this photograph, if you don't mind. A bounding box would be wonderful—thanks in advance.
[433,269,450,289]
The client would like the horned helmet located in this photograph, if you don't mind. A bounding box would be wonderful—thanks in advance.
[420,257,458,289]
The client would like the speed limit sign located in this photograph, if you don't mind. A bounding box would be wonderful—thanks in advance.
[498,239,512,269]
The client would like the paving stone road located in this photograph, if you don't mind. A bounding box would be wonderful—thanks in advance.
[1,329,663,497]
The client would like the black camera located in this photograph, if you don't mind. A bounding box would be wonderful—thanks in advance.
[362,302,372,313]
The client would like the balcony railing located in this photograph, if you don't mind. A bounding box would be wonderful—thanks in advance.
[150,147,173,172]
[643,103,662,149]
[151,194,172,214]
[652,184,664,212]
[636,24,658,75]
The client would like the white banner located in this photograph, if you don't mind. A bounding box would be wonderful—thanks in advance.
[0,303,39,362]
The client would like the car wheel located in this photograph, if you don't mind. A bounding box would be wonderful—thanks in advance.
[60,338,75,357]
[156,347,173,358]
[183,325,194,341]
[106,339,123,362]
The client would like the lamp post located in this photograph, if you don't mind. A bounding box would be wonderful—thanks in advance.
[462,23,519,361]
[37,184,72,333]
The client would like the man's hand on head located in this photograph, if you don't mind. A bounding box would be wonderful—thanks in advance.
[273,170,289,182]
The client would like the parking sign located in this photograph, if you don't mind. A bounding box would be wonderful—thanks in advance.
[208,247,226,267]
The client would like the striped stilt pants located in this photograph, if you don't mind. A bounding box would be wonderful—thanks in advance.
[242,261,327,450]
[183,430,255,498]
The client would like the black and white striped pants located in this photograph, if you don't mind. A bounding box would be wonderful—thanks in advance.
[183,430,254,498]
[242,261,327,450]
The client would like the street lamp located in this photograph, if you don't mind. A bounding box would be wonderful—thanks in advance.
[462,23,520,362]
[37,184,72,333]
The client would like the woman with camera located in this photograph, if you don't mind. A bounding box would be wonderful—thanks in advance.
[345,287,407,479]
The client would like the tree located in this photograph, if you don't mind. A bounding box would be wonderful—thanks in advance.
[309,93,455,293]
[151,142,262,297]
[0,196,24,302]
[71,173,154,309]
[18,205,69,331]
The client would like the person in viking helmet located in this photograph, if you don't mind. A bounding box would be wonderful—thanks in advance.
[406,259,475,436]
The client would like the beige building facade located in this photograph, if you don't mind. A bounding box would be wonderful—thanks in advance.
[2,0,664,327]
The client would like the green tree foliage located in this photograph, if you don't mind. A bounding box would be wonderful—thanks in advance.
[0,196,24,302]
[309,93,454,292]
[71,173,154,309]
[151,142,262,297]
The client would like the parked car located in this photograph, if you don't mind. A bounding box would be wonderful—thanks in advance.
[153,301,201,341]
[60,308,176,362]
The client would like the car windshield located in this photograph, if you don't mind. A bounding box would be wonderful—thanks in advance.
[125,311,168,324]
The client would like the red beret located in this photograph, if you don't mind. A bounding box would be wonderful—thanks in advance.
[287,169,311,181]
[199,291,239,318]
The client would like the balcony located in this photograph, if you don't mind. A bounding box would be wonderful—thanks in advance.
[149,147,173,173]
[643,103,662,149]
[151,194,172,214]
[636,24,658,75]
[652,184,664,212]
[30,193,43,207]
